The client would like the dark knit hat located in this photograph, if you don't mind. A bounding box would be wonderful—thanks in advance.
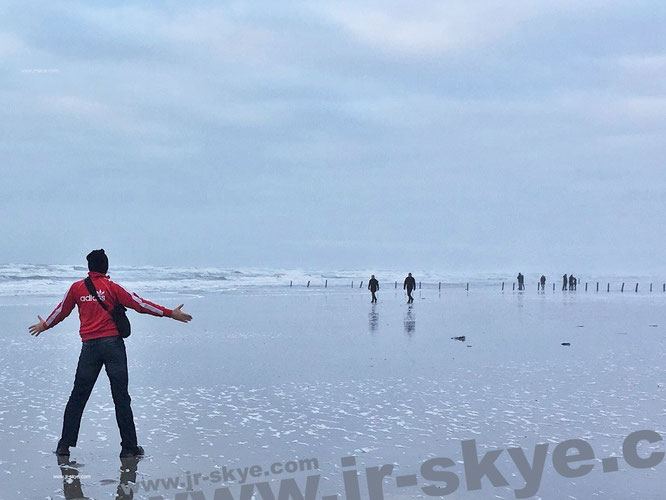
[86,249,109,274]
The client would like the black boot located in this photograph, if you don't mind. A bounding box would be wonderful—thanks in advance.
[55,442,70,456]
[120,445,145,458]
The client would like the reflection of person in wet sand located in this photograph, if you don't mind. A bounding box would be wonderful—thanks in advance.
[404,305,416,336]
[368,275,379,303]
[403,273,416,303]
[57,454,139,500]
[57,455,86,500]
[368,303,379,332]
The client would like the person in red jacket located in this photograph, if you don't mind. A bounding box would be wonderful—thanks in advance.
[28,249,192,458]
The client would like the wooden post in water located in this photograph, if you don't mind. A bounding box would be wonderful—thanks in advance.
[607,283,610,292]
[650,283,652,292]
[419,281,422,289]
[325,279,327,288]
[438,282,441,291]
[621,283,625,292]
[512,282,515,291]
[360,281,363,288]
[502,282,505,291]
[395,281,397,289]
[585,282,588,292]
[351,281,353,288]
[307,280,310,288]
[553,283,555,291]
[596,282,599,292]
[290,280,292,287]
[466,282,469,291]
[635,283,638,293]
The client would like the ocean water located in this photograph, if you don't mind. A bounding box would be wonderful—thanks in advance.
[0,264,662,297]
[0,267,665,499]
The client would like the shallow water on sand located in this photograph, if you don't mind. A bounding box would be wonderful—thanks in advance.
[1,287,665,499]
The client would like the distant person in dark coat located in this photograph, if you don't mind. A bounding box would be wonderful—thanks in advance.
[540,275,546,290]
[403,273,416,303]
[368,275,379,303]
[569,274,577,290]
[562,274,568,291]
[517,273,525,290]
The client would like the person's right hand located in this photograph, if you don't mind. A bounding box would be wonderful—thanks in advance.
[29,316,47,336]
[171,304,192,323]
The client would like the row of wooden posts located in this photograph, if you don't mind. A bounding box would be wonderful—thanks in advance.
[289,280,666,293]
[504,281,666,292]
[291,280,464,289]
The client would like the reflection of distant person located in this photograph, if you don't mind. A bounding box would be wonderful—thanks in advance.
[517,273,525,290]
[403,273,416,303]
[540,275,546,290]
[404,305,415,336]
[368,275,379,303]
[368,304,379,332]
[562,274,568,291]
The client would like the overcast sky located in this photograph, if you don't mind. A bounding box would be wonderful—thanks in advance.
[1,1,665,273]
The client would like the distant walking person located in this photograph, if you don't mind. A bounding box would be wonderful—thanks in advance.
[403,273,416,303]
[28,249,193,459]
[540,275,546,290]
[517,273,525,290]
[368,275,379,303]
[562,274,568,291]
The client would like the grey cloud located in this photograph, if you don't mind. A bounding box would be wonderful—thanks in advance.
[1,0,665,271]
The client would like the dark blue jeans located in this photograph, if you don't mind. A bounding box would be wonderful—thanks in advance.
[59,335,137,449]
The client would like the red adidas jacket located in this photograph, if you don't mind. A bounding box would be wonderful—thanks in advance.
[42,272,173,341]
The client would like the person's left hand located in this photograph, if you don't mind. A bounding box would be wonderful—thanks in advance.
[29,316,47,336]
[171,305,193,323]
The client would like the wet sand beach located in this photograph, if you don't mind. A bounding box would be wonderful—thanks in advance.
[1,286,665,499]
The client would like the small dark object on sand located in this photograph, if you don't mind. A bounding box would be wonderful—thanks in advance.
[561,342,571,346]
[466,345,472,347]
[649,324,658,327]
[452,336,466,342]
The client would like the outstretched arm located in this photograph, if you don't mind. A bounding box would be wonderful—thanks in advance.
[113,282,192,322]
